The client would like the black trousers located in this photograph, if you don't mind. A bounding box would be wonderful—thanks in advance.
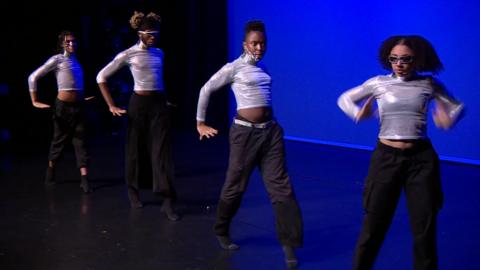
[354,140,443,270]
[126,93,175,198]
[48,98,89,168]
[215,120,303,247]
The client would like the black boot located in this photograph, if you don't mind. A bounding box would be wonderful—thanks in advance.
[127,186,143,208]
[45,167,55,186]
[160,198,180,221]
[282,245,298,269]
[80,175,92,193]
[216,235,239,250]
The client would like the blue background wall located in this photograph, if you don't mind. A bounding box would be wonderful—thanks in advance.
[227,0,480,163]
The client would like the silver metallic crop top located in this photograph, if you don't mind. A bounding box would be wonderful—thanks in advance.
[337,74,464,139]
[28,54,84,92]
[96,42,164,91]
[196,53,272,121]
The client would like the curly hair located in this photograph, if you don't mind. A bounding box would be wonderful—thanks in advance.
[56,30,75,53]
[379,35,443,74]
[244,20,266,40]
[129,11,161,31]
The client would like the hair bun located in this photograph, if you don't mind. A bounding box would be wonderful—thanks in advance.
[129,11,145,30]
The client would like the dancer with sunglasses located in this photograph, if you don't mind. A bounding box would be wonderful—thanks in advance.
[338,35,463,269]
[97,11,178,221]
[28,30,91,193]
[196,20,303,268]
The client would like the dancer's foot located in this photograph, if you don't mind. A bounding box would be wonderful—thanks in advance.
[45,167,55,187]
[160,198,180,221]
[127,187,143,208]
[216,235,239,250]
[282,245,298,269]
[80,175,92,194]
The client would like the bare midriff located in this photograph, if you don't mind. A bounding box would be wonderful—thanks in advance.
[380,138,416,149]
[237,106,272,123]
[57,90,84,102]
[134,90,162,96]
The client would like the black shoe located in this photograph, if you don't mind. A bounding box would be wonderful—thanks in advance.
[45,167,55,186]
[80,175,92,194]
[127,187,143,208]
[282,245,298,269]
[160,199,180,221]
[216,235,239,250]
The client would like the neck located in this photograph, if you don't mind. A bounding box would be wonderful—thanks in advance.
[393,72,415,81]
[138,40,150,49]
[242,52,258,65]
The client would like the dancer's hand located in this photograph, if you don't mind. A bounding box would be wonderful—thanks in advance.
[355,96,375,122]
[433,101,453,130]
[109,106,127,116]
[32,101,51,109]
[197,122,218,140]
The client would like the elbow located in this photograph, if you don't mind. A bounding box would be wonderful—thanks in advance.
[96,73,106,84]
[337,95,358,122]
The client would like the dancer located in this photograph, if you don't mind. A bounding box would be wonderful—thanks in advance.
[337,35,463,269]
[28,30,91,193]
[196,20,303,268]
[97,11,178,221]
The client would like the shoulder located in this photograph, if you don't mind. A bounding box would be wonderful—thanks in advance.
[152,47,163,54]
[112,47,133,60]
[48,54,63,62]
[363,75,385,86]
[426,76,447,92]
[218,61,236,74]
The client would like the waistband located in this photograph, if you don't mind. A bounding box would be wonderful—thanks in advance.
[376,139,433,155]
[132,91,166,100]
[134,90,165,96]
[55,98,84,106]
[233,118,275,129]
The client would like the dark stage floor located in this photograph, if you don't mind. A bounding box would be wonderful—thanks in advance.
[1,132,479,270]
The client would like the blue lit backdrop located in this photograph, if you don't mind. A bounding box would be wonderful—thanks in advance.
[228,0,480,163]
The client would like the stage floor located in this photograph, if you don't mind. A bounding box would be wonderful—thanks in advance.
[1,132,479,269]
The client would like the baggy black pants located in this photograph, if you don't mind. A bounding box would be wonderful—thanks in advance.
[215,120,303,247]
[126,93,175,198]
[48,98,89,168]
[354,140,443,270]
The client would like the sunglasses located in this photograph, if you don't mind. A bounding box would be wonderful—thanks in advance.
[388,55,414,64]
[138,31,159,37]
[64,40,77,47]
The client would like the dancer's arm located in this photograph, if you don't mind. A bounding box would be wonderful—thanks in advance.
[337,77,376,122]
[28,56,59,108]
[431,78,464,129]
[96,52,128,116]
[196,63,234,140]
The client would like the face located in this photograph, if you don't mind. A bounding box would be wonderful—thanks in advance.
[389,44,415,77]
[63,35,77,54]
[243,31,266,61]
[139,29,159,47]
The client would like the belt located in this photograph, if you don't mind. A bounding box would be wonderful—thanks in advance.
[233,118,274,129]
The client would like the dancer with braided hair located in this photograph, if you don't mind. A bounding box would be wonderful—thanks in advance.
[28,30,91,193]
[97,11,178,221]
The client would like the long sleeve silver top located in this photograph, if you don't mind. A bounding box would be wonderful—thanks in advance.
[196,53,272,121]
[96,42,164,91]
[337,74,464,140]
[28,54,84,92]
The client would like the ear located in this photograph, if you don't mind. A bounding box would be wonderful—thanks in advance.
[242,41,247,51]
